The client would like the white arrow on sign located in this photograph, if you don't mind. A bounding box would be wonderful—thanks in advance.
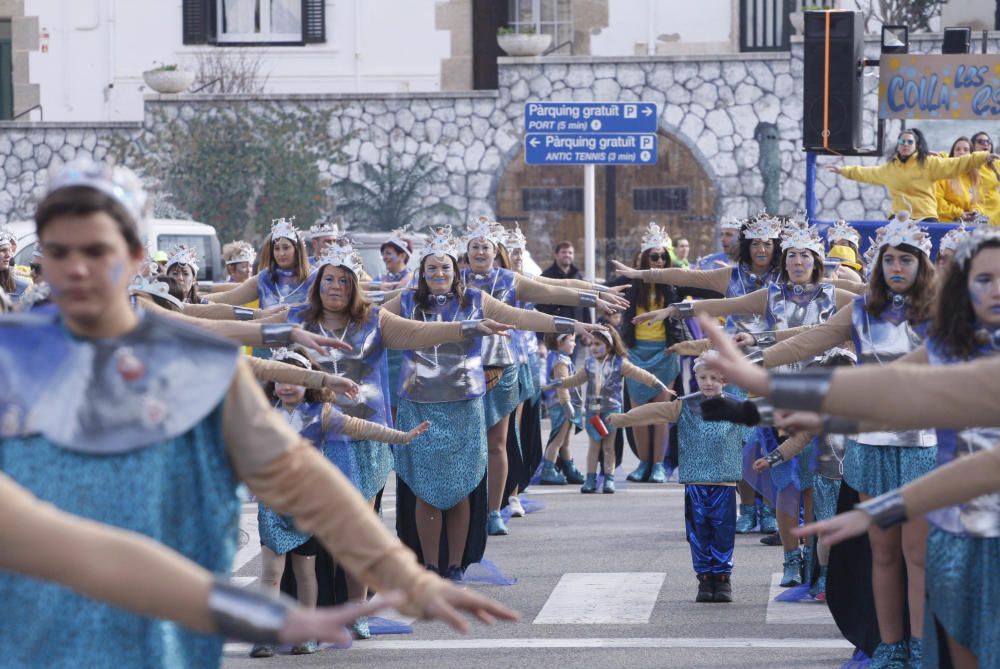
[529,137,540,147]
[642,107,653,117]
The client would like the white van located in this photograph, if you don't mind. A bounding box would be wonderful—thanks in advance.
[10,218,223,282]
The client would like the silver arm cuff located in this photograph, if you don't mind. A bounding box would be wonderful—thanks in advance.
[366,291,386,305]
[208,577,291,643]
[754,331,777,346]
[856,490,908,529]
[763,449,785,466]
[553,316,576,335]
[461,320,483,338]
[745,349,765,366]
[673,301,695,319]
[233,306,256,321]
[578,291,598,309]
[768,371,833,411]
[261,324,295,347]
[591,282,610,293]
[751,399,775,426]
[822,415,861,435]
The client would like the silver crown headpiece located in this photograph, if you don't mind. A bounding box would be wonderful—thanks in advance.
[874,214,932,257]
[270,217,300,243]
[316,241,365,276]
[272,347,312,369]
[953,225,1000,267]
[308,221,340,240]
[422,226,461,261]
[826,220,861,247]
[640,221,673,251]
[743,214,783,241]
[224,240,257,265]
[166,244,200,273]
[781,223,825,257]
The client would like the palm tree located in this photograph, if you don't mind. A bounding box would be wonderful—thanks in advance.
[333,153,460,231]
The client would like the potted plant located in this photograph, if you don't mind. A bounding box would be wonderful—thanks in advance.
[142,62,195,94]
[497,25,552,57]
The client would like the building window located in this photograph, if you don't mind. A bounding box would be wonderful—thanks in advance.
[0,20,12,120]
[522,187,583,212]
[633,187,689,212]
[217,0,302,43]
[507,0,573,51]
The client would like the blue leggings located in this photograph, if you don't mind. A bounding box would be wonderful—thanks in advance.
[684,484,736,576]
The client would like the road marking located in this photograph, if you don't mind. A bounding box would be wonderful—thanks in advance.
[525,487,684,496]
[533,572,665,624]
[765,573,835,625]
[225,637,852,653]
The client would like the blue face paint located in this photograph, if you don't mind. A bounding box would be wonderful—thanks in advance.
[109,261,126,285]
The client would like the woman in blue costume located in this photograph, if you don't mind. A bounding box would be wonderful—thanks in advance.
[460,216,624,536]
[539,332,584,484]
[253,345,430,657]
[382,227,604,578]
[0,160,517,669]
[374,228,416,421]
[636,223,856,578]
[748,215,939,667]
[279,242,508,634]
[0,225,32,303]
[616,214,783,530]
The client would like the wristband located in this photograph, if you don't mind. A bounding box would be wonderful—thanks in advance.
[763,449,785,466]
[553,316,576,335]
[745,349,765,366]
[754,331,777,346]
[461,320,483,338]
[208,577,291,643]
[261,324,295,347]
[856,490,908,529]
[579,291,598,309]
[233,306,256,321]
[822,415,861,435]
[768,371,833,411]
[673,301,695,319]
[591,282,609,293]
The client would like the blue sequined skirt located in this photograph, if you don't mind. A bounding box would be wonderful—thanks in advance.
[483,365,519,429]
[924,527,1000,665]
[626,341,679,405]
[517,362,537,405]
[770,438,815,492]
[387,349,403,408]
[548,403,582,442]
[842,440,937,497]
[812,475,842,522]
[393,397,488,510]
[322,438,393,501]
[258,505,311,555]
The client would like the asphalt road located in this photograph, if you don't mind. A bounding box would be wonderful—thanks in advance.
[223,422,851,669]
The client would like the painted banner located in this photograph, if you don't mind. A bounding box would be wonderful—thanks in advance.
[879,54,1000,120]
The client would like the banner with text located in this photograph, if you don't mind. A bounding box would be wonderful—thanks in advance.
[879,54,1000,120]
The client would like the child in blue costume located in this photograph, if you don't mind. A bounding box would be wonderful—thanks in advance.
[550,327,668,495]
[611,354,752,602]
[0,160,516,669]
[539,332,584,485]
[252,346,429,657]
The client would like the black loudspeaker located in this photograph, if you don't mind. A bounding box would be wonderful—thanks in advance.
[803,11,864,152]
[942,27,971,54]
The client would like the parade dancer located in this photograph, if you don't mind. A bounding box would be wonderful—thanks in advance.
[693,217,742,270]
[936,225,971,271]
[382,227,605,577]
[0,225,31,303]
[222,240,257,284]
[0,160,517,669]
[610,354,751,602]
[539,332,584,485]
[251,346,430,657]
[306,221,340,267]
[548,328,671,494]
[163,244,204,304]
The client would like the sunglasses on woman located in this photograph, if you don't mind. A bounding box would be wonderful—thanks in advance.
[647,252,668,262]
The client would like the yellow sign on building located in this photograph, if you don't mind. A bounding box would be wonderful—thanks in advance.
[879,54,1000,120]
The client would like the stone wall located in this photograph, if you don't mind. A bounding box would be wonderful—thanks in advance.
[2,32,998,229]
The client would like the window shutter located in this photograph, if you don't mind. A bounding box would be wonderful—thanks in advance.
[302,0,326,43]
[182,0,217,45]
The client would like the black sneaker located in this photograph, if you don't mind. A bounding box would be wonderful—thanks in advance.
[696,573,715,602]
[759,532,783,546]
[444,565,464,582]
[713,574,733,603]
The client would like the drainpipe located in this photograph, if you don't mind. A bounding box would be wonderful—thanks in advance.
[354,0,361,91]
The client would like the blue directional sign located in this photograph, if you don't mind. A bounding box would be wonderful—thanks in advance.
[524,101,658,165]
[524,132,658,165]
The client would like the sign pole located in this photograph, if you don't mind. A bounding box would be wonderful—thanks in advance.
[584,163,596,282]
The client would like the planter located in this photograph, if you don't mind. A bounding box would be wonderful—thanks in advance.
[788,11,805,35]
[142,68,195,94]
[497,33,552,57]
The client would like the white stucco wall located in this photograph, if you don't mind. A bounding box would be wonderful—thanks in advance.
[590,0,736,56]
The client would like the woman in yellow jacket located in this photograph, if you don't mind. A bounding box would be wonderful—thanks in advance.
[828,128,998,221]
[934,137,983,222]
[969,131,1000,225]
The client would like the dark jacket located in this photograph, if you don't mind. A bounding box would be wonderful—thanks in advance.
[537,262,592,324]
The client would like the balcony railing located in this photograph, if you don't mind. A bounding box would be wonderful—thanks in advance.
[740,0,837,52]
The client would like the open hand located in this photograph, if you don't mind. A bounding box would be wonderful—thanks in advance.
[323,374,360,400]
[279,591,405,645]
[752,457,771,473]
[733,332,757,348]
[632,306,676,326]
[418,582,520,633]
[575,322,608,337]
[290,328,355,355]
[477,319,513,336]
[793,510,872,546]
[696,315,768,395]
[667,339,709,357]
[403,421,432,442]
[826,165,843,175]
[611,259,642,280]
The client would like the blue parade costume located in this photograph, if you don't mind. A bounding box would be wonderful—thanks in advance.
[257,267,316,311]
[543,350,584,439]
[922,335,1000,667]
[0,311,240,669]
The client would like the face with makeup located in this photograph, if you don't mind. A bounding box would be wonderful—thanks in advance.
[467,238,496,274]
[41,211,142,325]
[695,366,725,397]
[0,243,12,268]
[227,261,251,283]
[423,255,456,296]
[968,247,1000,327]
[381,244,407,273]
[590,336,610,360]
[319,265,354,312]
[557,334,576,355]
[936,248,955,270]
[509,247,524,273]
[749,239,775,272]
[275,381,306,409]
[880,246,919,293]
[166,263,196,297]
[784,248,815,284]
[272,237,297,270]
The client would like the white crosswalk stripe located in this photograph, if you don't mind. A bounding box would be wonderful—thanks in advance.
[533,572,665,624]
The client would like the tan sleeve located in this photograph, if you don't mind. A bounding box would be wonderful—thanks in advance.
[481,292,558,333]
[621,359,663,388]
[210,282,239,293]
[341,414,413,444]
[777,431,816,460]
[560,367,588,389]
[201,276,259,305]
[180,302,243,320]
[763,304,853,368]
[647,266,730,293]
[246,355,328,390]
[513,273,588,307]
[136,294,267,347]
[892,344,928,365]
[833,288,855,309]
[0,473,215,634]
[221,360,444,615]
[377,308,463,350]
[381,294,402,315]
[820,355,1000,429]
[608,400,682,428]
[530,274,593,290]
[830,278,867,295]
[690,289,768,318]
[900,446,1000,517]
